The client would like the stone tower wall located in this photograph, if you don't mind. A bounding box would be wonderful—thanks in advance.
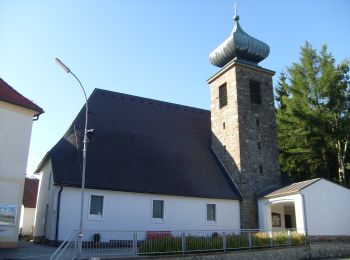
[208,61,281,228]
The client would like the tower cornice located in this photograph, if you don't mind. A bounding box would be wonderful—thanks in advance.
[206,59,275,84]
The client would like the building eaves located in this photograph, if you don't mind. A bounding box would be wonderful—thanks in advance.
[0,78,44,116]
[262,178,321,199]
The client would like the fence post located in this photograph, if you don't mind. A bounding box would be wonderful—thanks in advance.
[133,232,138,255]
[288,230,291,246]
[248,231,252,249]
[223,232,226,252]
[181,232,186,254]
[269,231,273,247]
[305,230,308,246]
[73,239,78,258]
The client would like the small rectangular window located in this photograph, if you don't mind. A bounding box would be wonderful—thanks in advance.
[249,80,261,104]
[219,83,228,108]
[207,204,216,222]
[259,165,263,175]
[90,195,104,216]
[258,142,261,150]
[152,200,164,219]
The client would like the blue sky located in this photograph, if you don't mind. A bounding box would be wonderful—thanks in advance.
[0,0,349,175]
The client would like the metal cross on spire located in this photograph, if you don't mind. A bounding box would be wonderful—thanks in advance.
[233,1,238,17]
[233,1,239,22]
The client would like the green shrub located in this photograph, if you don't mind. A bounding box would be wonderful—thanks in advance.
[138,236,181,253]
[226,234,249,248]
[252,232,271,247]
[92,233,101,242]
[186,235,223,251]
[272,232,289,246]
[290,231,305,245]
[138,231,306,254]
[252,231,305,247]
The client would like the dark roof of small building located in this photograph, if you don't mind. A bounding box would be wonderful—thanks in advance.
[23,178,39,208]
[0,78,44,115]
[262,178,321,198]
[44,88,241,200]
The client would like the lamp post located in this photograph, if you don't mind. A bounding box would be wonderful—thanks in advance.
[55,58,88,258]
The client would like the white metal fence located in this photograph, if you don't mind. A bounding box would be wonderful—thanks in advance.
[50,229,306,259]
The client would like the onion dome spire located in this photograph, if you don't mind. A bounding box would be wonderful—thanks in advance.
[209,5,270,67]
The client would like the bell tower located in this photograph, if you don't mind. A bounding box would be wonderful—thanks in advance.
[207,13,281,228]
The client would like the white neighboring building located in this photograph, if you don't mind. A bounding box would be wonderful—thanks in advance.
[258,178,350,236]
[0,78,43,248]
[20,178,39,237]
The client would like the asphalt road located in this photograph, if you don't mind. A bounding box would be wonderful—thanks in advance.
[0,241,56,260]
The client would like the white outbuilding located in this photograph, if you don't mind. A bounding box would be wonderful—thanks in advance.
[258,178,350,236]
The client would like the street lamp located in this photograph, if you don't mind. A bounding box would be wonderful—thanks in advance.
[55,58,88,258]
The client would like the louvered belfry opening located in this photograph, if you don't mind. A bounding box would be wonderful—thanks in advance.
[219,83,228,108]
[249,79,261,104]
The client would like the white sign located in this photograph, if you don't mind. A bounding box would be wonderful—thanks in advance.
[0,204,17,226]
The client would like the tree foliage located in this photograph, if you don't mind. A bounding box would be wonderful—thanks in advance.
[276,42,350,186]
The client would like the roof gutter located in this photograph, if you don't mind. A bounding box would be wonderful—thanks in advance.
[34,152,50,174]
[55,186,63,245]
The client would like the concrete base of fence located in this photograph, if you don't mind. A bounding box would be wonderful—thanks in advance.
[129,242,350,260]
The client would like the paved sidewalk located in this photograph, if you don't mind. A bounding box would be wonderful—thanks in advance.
[0,241,57,260]
[1,241,350,260]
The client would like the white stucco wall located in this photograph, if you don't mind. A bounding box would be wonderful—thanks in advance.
[301,179,350,236]
[0,101,36,246]
[56,187,240,241]
[270,204,285,231]
[33,160,59,241]
[19,206,36,236]
[258,194,305,232]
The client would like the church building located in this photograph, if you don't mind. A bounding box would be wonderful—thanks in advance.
[33,11,350,245]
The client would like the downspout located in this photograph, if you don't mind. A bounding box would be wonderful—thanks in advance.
[55,186,63,246]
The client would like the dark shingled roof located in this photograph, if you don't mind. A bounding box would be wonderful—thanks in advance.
[23,178,39,208]
[47,89,241,200]
[0,78,44,115]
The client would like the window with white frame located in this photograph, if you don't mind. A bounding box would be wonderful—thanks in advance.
[152,200,164,219]
[89,195,104,219]
[206,204,216,222]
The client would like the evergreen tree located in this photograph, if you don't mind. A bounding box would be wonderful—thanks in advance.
[276,42,350,186]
